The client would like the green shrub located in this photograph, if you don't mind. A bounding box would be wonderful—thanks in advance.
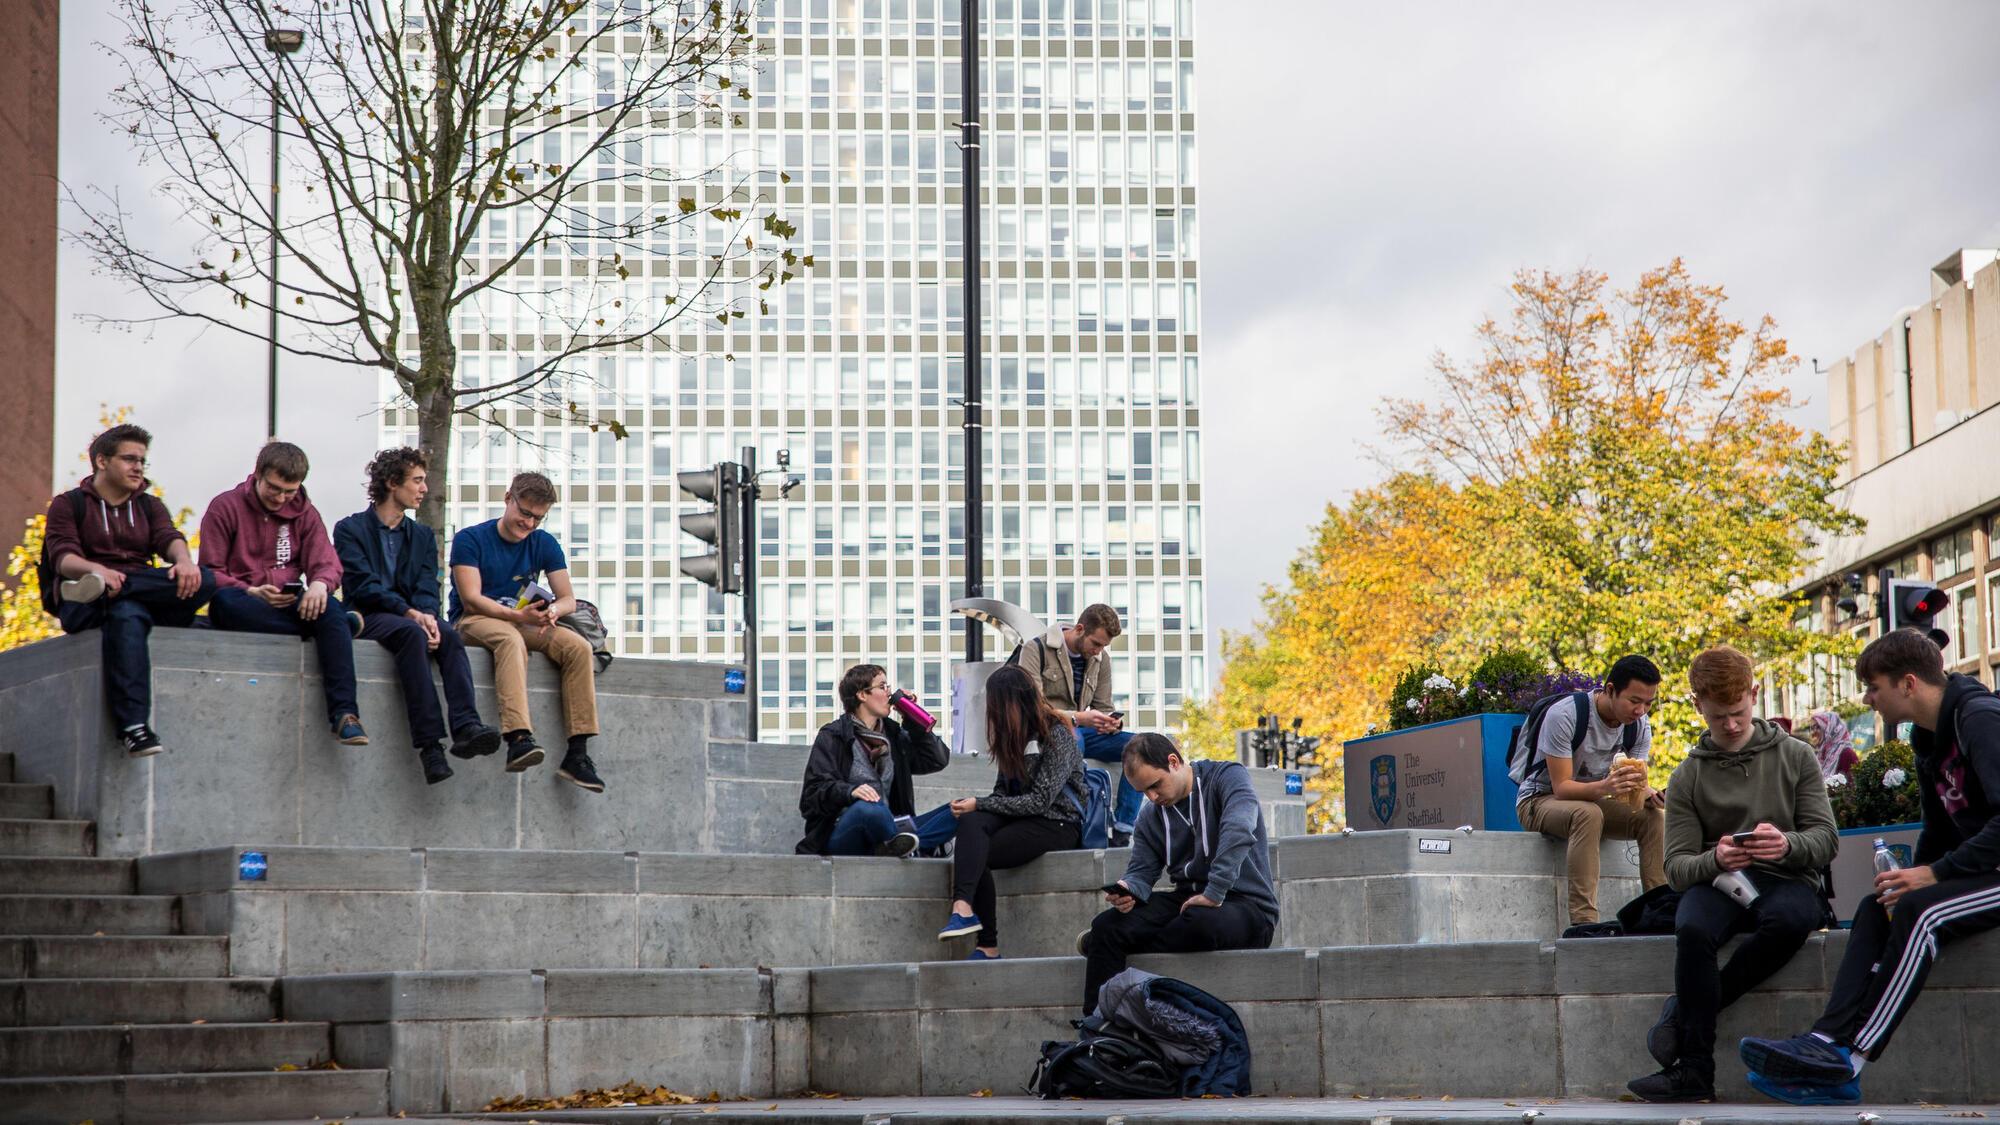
[1829,740,1922,828]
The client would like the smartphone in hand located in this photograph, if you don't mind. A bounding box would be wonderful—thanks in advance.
[1730,831,1757,846]
[1101,882,1133,899]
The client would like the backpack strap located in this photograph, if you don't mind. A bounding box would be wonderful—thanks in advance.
[1570,692,1593,756]
[1623,718,1641,753]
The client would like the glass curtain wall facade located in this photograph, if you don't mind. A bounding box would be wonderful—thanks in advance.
[380,0,1208,743]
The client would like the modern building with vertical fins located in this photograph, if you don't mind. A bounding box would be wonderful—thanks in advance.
[381,0,1207,743]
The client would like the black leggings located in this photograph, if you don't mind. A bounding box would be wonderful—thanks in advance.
[952,810,1079,947]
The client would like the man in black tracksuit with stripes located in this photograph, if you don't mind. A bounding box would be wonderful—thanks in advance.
[1739,628,2000,1105]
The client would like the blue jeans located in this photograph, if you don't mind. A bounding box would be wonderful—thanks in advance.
[1076,726,1141,832]
[827,800,961,856]
[56,566,216,729]
[209,586,359,726]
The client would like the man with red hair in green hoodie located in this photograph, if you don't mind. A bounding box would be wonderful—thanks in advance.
[199,441,368,746]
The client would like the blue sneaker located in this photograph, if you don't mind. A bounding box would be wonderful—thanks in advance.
[965,948,1001,961]
[334,714,369,746]
[1738,1033,1855,1086]
[937,911,982,940]
[1746,1069,1861,1106]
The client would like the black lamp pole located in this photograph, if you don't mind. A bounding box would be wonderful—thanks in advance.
[959,0,984,663]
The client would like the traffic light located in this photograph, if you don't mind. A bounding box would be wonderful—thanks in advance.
[1881,573,1950,649]
[677,463,743,595]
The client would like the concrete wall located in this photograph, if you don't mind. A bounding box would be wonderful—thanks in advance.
[136,845,1116,975]
[124,829,1640,976]
[0,629,1305,857]
[1275,830,1642,946]
[286,930,2000,1111]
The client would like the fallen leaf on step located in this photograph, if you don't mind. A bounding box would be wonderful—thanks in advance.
[275,1064,299,1072]
[190,1019,207,1025]
[970,1089,993,1097]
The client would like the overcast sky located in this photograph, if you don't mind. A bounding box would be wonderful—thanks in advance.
[53,1,2000,662]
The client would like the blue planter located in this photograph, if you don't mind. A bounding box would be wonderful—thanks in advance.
[1342,712,1528,831]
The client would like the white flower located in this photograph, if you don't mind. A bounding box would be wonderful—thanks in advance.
[1825,774,1848,790]
[1882,767,1908,789]
[1422,673,1455,692]
[1405,698,1420,711]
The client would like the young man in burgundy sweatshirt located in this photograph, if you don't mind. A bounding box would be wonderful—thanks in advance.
[198,441,367,746]
[43,423,215,757]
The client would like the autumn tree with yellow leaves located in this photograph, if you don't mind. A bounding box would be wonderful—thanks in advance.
[1185,262,1862,826]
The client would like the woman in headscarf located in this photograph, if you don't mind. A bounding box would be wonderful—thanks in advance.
[1804,710,1860,782]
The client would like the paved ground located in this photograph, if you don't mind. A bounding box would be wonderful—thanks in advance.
[205,1095,1995,1125]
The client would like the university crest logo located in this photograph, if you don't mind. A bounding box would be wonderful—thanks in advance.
[1370,754,1398,826]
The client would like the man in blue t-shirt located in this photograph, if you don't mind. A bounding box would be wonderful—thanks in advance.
[448,472,605,794]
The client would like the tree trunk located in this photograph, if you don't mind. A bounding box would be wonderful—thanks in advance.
[414,377,455,538]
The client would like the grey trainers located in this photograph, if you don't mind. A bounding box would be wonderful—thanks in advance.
[60,572,106,606]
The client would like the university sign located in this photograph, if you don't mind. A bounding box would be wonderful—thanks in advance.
[1343,717,1497,830]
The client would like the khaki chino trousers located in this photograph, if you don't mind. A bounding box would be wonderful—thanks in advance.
[456,614,600,739]
[1517,793,1668,925]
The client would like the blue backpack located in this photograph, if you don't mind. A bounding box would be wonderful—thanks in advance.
[1077,767,1112,849]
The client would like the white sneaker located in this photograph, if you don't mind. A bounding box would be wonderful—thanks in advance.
[60,573,106,606]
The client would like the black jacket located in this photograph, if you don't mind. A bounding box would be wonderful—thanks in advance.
[796,712,948,855]
[1913,672,2000,881]
[332,509,443,618]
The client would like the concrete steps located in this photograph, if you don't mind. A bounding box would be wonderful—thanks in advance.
[0,855,135,894]
[0,751,11,782]
[0,977,280,1026]
[0,1067,389,1125]
[0,1020,332,1076]
[0,819,93,857]
[0,935,230,978]
[0,785,51,820]
[0,893,178,935]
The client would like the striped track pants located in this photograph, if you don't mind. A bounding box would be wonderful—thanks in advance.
[1812,869,2000,1058]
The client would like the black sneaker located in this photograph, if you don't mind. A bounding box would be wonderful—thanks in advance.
[121,724,165,758]
[333,714,369,746]
[1627,1065,1714,1104]
[874,831,920,857]
[449,723,503,759]
[418,744,454,785]
[504,733,545,773]
[1647,995,1680,1068]
[557,751,606,793]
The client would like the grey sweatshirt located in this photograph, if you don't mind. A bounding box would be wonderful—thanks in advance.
[1117,759,1278,925]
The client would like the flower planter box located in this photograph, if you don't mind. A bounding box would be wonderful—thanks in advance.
[1342,712,1529,831]
[1826,821,1924,925]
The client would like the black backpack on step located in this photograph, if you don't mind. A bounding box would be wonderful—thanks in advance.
[1029,1019,1179,1099]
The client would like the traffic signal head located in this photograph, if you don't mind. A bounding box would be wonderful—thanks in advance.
[1882,576,1949,649]
[677,463,743,594]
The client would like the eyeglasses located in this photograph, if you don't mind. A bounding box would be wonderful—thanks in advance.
[869,683,890,694]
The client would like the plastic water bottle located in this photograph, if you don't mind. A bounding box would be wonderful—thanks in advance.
[1873,837,1900,916]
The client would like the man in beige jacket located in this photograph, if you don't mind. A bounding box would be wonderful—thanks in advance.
[1015,603,1136,841]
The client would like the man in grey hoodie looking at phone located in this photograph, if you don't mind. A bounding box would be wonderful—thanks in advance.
[1077,733,1278,1013]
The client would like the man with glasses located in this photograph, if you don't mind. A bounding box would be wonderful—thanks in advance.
[449,472,605,793]
[42,423,214,757]
[201,441,368,749]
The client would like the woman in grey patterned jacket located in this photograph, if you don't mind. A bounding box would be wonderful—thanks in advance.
[935,664,1088,958]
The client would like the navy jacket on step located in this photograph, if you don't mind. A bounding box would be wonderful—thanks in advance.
[332,509,444,617]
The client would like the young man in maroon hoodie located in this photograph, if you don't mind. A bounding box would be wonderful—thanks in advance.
[43,424,215,757]
[198,441,367,746]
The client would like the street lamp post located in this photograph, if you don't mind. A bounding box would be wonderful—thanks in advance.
[958,0,984,665]
[263,28,305,441]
